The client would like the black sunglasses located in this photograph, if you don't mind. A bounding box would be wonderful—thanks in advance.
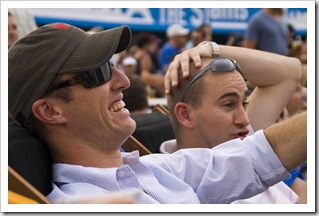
[45,62,113,95]
[178,57,243,102]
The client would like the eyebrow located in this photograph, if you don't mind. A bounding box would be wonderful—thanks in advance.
[218,90,249,101]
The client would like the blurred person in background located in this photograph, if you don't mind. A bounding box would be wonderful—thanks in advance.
[225,32,244,47]
[298,37,307,64]
[121,56,138,75]
[185,26,206,49]
[299,39,307,88]
[287,23,306,61]
[87,26,104,34]
[200,23,213,41]
[287,23,296,56]
[123,74,150,114]
[129,32,165,97]
[8,8,37,39]
[286,24,306,87]
[160,24,190,75]
[8,12,18,49]
[243,8,289,56]
[286,83,307,117]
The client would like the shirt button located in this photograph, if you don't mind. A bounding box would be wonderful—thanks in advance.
[118,171,125,177]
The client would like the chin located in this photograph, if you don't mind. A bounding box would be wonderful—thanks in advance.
[127,118,137,134]
[131,121,137,133]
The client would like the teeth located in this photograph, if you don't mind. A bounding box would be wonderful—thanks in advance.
[109,101,125,112]
[122,101,126,107]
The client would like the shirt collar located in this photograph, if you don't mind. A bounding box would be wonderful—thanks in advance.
[159,139,178,154]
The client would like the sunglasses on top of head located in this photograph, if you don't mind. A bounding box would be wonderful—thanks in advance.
[45,61,113,95]
[178,57,244,102]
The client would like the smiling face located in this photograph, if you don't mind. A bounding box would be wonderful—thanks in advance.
[49,65,136,151]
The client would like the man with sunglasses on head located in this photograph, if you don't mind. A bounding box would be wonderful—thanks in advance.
[162,41,306,203]
[9,23,306,204]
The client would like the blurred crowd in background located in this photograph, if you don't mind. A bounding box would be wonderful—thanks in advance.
[8,8,307,116]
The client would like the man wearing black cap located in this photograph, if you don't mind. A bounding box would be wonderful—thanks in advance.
[9,23,306,204]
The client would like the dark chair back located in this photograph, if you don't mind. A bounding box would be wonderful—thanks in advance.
[8,122,53,196]
[131,112,175,153]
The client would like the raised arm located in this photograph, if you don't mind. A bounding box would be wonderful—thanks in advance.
[165,41,302,130]
[264,111,306,172]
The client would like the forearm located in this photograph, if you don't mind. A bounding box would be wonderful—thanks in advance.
[141,71,164,87]
[264,111,307,171]
[164,41,301,96]
[218,45,301,87]
[290,177,307,204]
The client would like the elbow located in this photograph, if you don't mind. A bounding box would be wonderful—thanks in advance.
[287,57,302,84]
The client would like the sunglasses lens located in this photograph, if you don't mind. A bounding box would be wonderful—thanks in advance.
[82,63,112,87]
[211,59,236,72]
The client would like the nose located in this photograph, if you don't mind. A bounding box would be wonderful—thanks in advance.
[110,67,130,91]
[234,107,250,128]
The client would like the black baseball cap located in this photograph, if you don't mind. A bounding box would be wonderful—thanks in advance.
[9,23,132,127]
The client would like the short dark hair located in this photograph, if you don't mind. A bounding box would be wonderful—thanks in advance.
[123,74,149,113]
[193,26,206,39]
[167,58,208,139]
[134,33,153,48]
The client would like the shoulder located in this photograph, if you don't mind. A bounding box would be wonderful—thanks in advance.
[249,10,266,23]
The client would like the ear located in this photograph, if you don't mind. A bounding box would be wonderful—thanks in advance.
[174,102,194,129]
[32,98,66,125]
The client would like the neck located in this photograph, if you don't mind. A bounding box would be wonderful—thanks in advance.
[48,130,124,168]
[264,8,283,17]
[52,145,124,168]
[175,129,201,150]
[169,39,180,48]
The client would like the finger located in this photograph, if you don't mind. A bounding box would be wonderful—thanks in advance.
[190,49,202,68]
[179,52,191,78]
[164,75,171,94]
[167,55,181,86]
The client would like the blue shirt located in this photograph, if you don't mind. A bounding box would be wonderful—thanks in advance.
[245,10,289,55]
[47,130,290,204]
[159,42,180,75]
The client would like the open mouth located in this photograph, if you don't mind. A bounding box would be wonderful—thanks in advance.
[236,132,248,139]
[234,130,249,140]
[109,101,126,112]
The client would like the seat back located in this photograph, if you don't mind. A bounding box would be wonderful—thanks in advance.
[131,112,175,153]
[8,122,53,196]
[152,104,170,115]
[8,166,51,203]
[122,136,152,156]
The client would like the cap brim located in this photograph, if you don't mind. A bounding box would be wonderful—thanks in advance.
[58,25,131,73]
